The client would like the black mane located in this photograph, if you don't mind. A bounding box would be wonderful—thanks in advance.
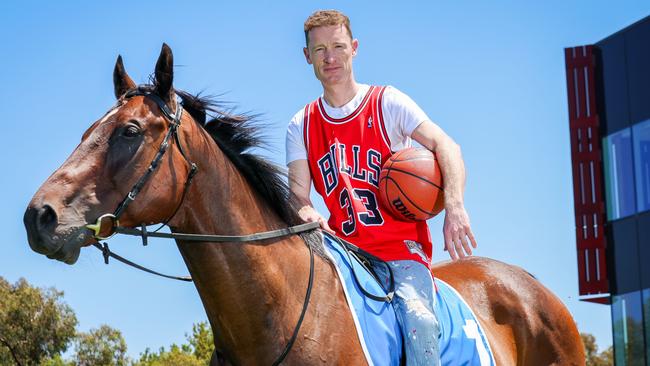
[176,90,324,255]
[175,90,304,227]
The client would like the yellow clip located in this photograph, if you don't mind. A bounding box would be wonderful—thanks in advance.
[85,214,119,240]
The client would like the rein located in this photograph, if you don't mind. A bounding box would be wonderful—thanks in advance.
[84,87,320,365]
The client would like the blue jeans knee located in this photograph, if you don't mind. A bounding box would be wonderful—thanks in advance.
[370,259,441,365]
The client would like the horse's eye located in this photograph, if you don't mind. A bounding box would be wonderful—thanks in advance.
[122,124,141,138]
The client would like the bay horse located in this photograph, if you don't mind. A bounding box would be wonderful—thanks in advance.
[24,44,584,365]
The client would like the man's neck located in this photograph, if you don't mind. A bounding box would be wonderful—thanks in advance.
[322,79,360,108]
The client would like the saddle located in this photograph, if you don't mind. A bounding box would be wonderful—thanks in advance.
[322,233,496,366]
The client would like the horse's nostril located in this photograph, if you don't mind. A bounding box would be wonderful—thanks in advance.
[37,204,58,232]
[24,204,59,254]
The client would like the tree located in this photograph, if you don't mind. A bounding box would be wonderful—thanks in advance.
[133,345,204,366]
[74,325,128,366]
[133,321,214,366]
[39,354,74,366]
[0,277,77,366]
[599,346,613,365]
[581,332,613,366]
[187,322,214,364]
[0,276,215,366]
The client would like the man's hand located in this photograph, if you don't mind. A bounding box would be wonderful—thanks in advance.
[298,205,333,233]
[411,121,476,261]
[288,159,333,233]
[443,204,477,260]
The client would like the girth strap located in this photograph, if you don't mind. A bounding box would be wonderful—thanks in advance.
[327,233,396,303]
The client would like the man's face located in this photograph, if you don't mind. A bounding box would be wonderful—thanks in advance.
[303,25,358,86]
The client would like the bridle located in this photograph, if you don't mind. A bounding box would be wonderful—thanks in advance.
[83,87,319,365]
[85,88,197,240]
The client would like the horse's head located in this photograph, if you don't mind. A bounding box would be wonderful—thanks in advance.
[24,44,196,264]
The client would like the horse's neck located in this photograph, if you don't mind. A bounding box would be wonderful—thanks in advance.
[171,139,310,362]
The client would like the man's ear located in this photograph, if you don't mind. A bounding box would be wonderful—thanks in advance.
[303,47,312,65]
[352,39,359,57]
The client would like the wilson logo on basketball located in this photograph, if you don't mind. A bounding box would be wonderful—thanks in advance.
[378,147,445,222]
[391,197,417,220]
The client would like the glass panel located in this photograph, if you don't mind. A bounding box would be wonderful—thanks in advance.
[603,129,636,220]
[612,291,645,365]
[644,289,650,363]
[633,120,650,212]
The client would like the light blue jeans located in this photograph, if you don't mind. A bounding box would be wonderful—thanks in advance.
[370,259,441,365]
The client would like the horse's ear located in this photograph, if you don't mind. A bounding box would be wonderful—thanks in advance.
[154,43,174,101]
[113,55,136,99]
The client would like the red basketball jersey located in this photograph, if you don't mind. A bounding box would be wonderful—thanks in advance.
[303,86,433,266]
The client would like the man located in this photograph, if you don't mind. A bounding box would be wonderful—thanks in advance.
[286,10,477,365]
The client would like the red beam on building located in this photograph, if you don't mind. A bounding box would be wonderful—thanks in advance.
[564,45,610,304]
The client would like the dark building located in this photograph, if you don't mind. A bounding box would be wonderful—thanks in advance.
[565,15,650,365]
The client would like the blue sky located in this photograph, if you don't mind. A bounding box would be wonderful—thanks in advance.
[2,0,648,357]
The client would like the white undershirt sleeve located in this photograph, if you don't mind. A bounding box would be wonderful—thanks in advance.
[285,108,307,165]
[381,86,431,151]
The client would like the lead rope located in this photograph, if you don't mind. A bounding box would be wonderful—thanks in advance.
[92,242,192,281]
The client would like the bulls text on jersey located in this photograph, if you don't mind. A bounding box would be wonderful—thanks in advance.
[317,143,382,196]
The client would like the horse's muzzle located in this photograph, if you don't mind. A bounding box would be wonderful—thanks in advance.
[24,204,61,255]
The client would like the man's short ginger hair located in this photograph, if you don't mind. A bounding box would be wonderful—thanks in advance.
[304,10,353,46]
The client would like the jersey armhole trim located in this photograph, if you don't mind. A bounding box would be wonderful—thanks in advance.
[302,103,312,153]
[376,86,393,152]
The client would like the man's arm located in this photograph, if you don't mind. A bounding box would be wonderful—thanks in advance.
[288,159,332,232]
[411,120,477,260]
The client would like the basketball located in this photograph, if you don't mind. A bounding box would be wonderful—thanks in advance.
[378,147,444,221]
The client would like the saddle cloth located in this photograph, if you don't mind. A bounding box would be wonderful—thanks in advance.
[322,234,496,366]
